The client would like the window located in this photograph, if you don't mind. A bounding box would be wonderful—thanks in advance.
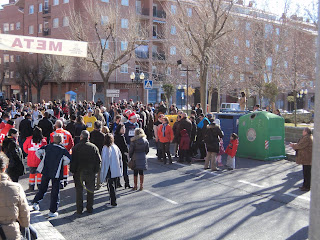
[4,54,9,63]
[53,0,59,5]
[275,44,279,51]
[121,19,128,28]
[285,46,288,51]
[171,5,177,14]
[246,40,250,48]
[38,23,43,33]
[152,66,157,74]
[63,17,69,27]
[53,18,59,28]
[101,0,109,2]
[10,55,14,63]
[170,46,176,55]
[121,0,129,6]
[276,28,280,35]
[265,24,273,38]
[284,61,288,68]
[181,71,186,77]
[101,16,108,25]
[10,24,14,31]
[246,22,251,31]
[121,41,128,51]
[16,22,20,30]
[120,64,128,73]
[28,25,34,34]
[4,70,9,79]
[240,74,245,82]
[29,5,34,14]
[234,56,239,64]
[264,73,272,83]
[187,8,192,17]
[102,62,109,73]
[245,57,250,65]
[63,0,69,3]
[16,72,20,78]
[266,57,272,68]
[3,23,9,33]
[10,71,14,79]
[229,73,233,80]
[310,81,314,87]
[167,67,171,75]
[170,26,176,35]
[186,48,191,56]
[101,39,109,49]
[16,55,21,62]
[234,20,239,27]
[39,3,42,12]
[234,38,239,46]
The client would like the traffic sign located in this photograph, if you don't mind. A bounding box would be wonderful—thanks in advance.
[144,80,153,90]
[106,89,120,94]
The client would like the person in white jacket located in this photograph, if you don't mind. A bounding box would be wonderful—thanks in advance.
[100,133,123,207]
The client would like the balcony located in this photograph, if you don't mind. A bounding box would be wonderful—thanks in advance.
[136,7,149,17]
[152,73,165,81]
[43,6,51,15]
[153,9,166,18]
[152,52,166,61]
[152,31,165,40]
[135,50,149,59]
[43,29,51,36]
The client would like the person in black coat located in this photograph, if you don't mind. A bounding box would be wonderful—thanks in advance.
[204,122,224,170]
[114,123,132,189]
[66,114,76,139]
[2,128,24,182]
[38,112,54,143]
[90,121,105,190]
[19,113,33,146]
[189,116,197,157]
[71,130,101,214]
[74,116,87,145]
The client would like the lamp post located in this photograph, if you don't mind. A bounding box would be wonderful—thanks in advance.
[130,72,145,102]
[177,60,196,114]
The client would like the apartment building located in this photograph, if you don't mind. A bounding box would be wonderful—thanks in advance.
[0,0,316,111]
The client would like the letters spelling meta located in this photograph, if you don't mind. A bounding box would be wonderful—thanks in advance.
[11,37,62,51]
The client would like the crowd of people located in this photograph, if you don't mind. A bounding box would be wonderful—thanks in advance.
[1,96,312,239]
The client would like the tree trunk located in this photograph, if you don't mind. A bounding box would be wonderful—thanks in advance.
[208,89,213,113]
[57,82,62,100]
[294,90,297,127]
[217,87,221,113]
[200,66,208,114]
[103,81,110,107]
[37,87,41,103]
[28,85,32,102]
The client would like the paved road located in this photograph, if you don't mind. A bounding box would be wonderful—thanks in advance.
[20,142,310,240]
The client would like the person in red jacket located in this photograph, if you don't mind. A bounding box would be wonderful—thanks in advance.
[23,127,47,190]
[158,117,174,164]
[0,120,14,146]
[225,133,239,170]
[179,129,191,163]
[50,120,74,188]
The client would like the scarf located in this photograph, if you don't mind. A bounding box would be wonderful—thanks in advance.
[162,123,168,137]
[197,117,209,129]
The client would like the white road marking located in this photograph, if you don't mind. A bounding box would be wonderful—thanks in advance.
[144,190,178,205]
[238,180,265,188]
[284,192,310,201]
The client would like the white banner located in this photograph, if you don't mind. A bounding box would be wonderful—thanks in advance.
[0,34,88,58]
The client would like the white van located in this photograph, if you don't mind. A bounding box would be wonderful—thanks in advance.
[220,103,240,112]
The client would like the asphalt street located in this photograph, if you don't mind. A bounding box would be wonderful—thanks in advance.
[20,142,310,240]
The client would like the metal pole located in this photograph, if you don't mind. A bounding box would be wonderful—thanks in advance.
[136,82,139,102]
[187,65,189,114]
[309,1,320,238]
[147,89,149,104]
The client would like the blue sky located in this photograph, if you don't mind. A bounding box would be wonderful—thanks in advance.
[0,0,316,17]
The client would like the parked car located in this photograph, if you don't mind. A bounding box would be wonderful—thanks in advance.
[292,109,310,114]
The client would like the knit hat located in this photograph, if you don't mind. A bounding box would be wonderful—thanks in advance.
[129,112,137,119]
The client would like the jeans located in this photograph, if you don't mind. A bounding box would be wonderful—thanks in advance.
[33,175,60,213]
[226,155,236,169]
[160,142,172,164]
[205,152,217,170]
[179,149,191,163]
[74,171,95,212]
[106,168,117,205]
[156,141,163,160]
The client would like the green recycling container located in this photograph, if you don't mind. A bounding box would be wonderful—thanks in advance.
[237,111,286,160]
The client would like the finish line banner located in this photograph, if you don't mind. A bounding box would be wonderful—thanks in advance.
[0,34,88,58]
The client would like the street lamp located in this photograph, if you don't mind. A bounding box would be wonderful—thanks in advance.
[130,72,145,102]
[177,60,196,113]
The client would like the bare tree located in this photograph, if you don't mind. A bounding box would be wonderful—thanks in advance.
[15,56,33,102]
[44,55,75,100]
[168,0,234,113]
[68,1,147,103]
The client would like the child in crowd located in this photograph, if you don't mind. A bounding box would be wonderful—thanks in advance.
[179,129,191,163]
[225,133,239,170]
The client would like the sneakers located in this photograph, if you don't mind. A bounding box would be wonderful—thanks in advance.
[48,211,59,218]
[32,203,40,211]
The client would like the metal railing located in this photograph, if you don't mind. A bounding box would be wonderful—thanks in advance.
[152,52,166,60]
[43,29,51,36]
[136,7,149,16]
[135,51,149,59]
[153,9,166,18]
[43,6,51,14]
